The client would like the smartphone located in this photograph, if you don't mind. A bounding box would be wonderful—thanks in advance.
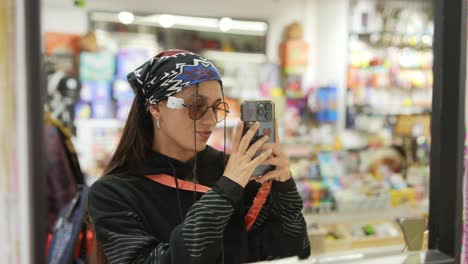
[240,100,275,176]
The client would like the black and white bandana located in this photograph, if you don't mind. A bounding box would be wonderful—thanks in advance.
[127,49,222,107]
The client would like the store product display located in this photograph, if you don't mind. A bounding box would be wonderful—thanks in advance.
[346,1,433,128]
[308,220,403,255]
[292,146,428,214]
[46,69,82,133]
[79,52,116,82]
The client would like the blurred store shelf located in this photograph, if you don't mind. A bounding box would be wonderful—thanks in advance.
[251,245,404,263]
[202,50,267,64]
[251,249,452,264]
[304,204,427,225]
[75,118,124,129]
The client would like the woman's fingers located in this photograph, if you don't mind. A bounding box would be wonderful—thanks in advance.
[238,122,260,153]
[260,156,281,166]
[251,148,273,166]
[245,135,269,158]
[259,142,282,157]
[230,121,243,154]
[256,170,281,183]
[249,175,258,182]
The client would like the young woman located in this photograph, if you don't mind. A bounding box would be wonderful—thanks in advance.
[87,49,310,264]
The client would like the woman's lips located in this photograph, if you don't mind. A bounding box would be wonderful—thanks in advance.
[197,131,212,141]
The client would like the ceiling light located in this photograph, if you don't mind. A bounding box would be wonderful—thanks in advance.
[218,17,233,32]
[230,20,268,32]
[138,14,267,35]
[173,15,218,28]
[159,14,176,28]
[118,11,134,25]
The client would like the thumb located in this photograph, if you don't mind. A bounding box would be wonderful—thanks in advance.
[256,170,281,183]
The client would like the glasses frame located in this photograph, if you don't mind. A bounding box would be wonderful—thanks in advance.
[182,100,230,123]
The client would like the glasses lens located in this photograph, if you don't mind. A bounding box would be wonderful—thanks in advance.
[215,102,229,123]
[189,98,208,120]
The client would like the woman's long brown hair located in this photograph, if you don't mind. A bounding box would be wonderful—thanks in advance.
[103,96,154,176]
[89,95,154,263]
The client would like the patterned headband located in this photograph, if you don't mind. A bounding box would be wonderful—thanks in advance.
[127,49,223,107]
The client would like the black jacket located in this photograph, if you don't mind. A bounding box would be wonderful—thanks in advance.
[87,146,310,264]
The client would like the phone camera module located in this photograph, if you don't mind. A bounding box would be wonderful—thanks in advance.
[257,108,265,116]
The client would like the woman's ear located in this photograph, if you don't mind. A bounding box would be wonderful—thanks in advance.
[148,104,162,120]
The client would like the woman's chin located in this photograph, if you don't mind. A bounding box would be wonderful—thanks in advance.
[195,142,208,151]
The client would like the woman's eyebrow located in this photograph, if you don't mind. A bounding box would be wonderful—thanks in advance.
[190,94,207,100]
[189,94,222,103]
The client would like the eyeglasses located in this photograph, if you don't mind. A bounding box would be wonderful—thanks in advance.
[182,98,230,123]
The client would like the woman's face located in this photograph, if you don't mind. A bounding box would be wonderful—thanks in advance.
[152,80,224,154]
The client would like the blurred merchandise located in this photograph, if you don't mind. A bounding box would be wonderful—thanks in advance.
[279,40,309,75]
[79,32,98,53]
[115,48,150,80]
[79,52,116,81]
[291,145,429,214]
[46,70,81,133]
[346,0,433,131]
[74,119,124,182]
[279,22,309,75]
[316,86,338,123]
[308,220,404,255]
[91,100,114,119]
[45,32,81,56]
[74,102,92,119]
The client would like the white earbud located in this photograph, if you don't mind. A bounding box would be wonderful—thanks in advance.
[167,96,185,109]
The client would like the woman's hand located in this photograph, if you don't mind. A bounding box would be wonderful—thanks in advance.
[251,119,292,183]
[223,121,273,188]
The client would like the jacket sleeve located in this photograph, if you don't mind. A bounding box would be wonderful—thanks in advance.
[245,177,311,262]
[87,176,243,264]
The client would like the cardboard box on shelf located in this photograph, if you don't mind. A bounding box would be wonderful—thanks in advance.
[309,224,351,255]
[394,115,431,139]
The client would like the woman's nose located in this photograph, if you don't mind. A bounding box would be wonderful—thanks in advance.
[200,107,217,124]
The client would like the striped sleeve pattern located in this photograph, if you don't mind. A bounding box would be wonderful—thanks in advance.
[248,180,305,237]
[269,188,305,236]
[100,231,156,264]
[93,191,235,264]
[99,232,173,264]
[301,235,311,251]
[245,178,311,261]
[182,190,235,258]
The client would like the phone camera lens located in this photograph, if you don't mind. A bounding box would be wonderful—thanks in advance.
[265,103,272,111]
[257,108,265,116]
[265,112,272,120]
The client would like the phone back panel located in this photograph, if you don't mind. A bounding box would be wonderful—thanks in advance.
[240,100,275,176]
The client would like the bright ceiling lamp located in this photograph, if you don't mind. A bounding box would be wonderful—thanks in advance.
[143,14,218,29]
[230,20,268,32]
[218,17,233,32]
[159,14,176,28]
[142,14,267,35]
[174,16,218,28]
[118,11,134,25]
